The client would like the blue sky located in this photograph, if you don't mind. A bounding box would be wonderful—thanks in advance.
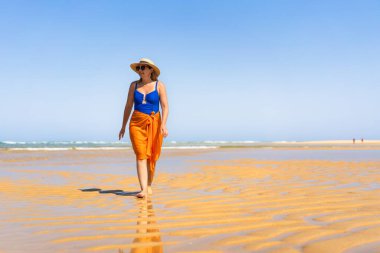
[1,0,379,142]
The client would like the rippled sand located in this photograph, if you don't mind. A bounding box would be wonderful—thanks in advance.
[1,148,380,253]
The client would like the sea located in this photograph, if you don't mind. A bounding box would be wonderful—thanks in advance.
[0,140,262,151]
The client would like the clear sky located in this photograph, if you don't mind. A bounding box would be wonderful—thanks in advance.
[1,0,379,142]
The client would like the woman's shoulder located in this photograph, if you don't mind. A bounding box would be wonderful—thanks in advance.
[128,80,139,93]
[157,80,166,94]
[157,80,166,88]
[129,80,139,88]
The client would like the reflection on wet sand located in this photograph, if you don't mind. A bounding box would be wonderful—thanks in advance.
[119,198,163,253]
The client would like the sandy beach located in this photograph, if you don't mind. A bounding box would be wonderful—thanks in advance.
[1,144,380,253]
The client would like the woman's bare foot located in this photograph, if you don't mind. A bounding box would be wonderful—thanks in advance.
[135,191,147,198]
[147,186,153,195]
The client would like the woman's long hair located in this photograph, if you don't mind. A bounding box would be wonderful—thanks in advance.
[150,70,158,81]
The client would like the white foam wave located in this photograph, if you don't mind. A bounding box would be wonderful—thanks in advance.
[8,148,73,151]
[4,146,218,151]
[230,141,258,143]
[2,141,26,144]
[203,140,257,144]
[6,147,131,151]
[163,146,218,149]
[75,147,131,150]
[204,141,229,144]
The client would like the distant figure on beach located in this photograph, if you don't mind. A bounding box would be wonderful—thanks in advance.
[353,138,355,144]
[361,138,364,143]
[119,58,169,198]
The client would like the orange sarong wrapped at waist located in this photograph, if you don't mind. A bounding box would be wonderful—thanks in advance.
[129,110,163,180]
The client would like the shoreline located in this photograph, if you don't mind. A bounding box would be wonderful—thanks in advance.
[1,141,380,151]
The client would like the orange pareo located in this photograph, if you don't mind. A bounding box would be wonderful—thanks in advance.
[129,110,163,183]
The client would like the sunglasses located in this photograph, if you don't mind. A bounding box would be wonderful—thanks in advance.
[136,65,152,71]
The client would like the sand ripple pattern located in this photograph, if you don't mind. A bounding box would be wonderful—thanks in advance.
[1,150,380,252]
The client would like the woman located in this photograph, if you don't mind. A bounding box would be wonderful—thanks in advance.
[119,58,169,198]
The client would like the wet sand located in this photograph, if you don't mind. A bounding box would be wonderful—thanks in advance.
[1,146,380,253]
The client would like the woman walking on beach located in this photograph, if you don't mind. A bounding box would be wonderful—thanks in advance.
[119,58,169,198]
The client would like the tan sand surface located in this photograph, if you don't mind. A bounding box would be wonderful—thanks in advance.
[0,148,380,252]
[268,140,380,150]
[296,140,380,144]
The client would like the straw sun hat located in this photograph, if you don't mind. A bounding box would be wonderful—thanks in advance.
[130,58,160,76]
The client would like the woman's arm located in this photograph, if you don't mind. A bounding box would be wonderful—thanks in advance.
[119,82,135,140]
[159,81,169,137]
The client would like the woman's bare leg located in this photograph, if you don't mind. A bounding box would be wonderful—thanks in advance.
[136,159,148,197]
[147,162,153,194]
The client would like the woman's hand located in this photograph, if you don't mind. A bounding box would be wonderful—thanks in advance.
[161,125,168,138]
[119,128,125,140]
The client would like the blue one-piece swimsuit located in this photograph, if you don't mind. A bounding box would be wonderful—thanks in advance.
[134,81,160,115]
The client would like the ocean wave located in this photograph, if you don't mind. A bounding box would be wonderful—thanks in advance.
[75,147,131,150]
[203,140,257,144]
[163,146,219,149]
[1,140,256,145]
[6,147,132,151]
[0,140,262,150]
[272,141,297,143]
[230,141,258,143]
[3,146,219,151]
[1,141,27,144]
[0,140,129,147]
[7,148,74,151]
